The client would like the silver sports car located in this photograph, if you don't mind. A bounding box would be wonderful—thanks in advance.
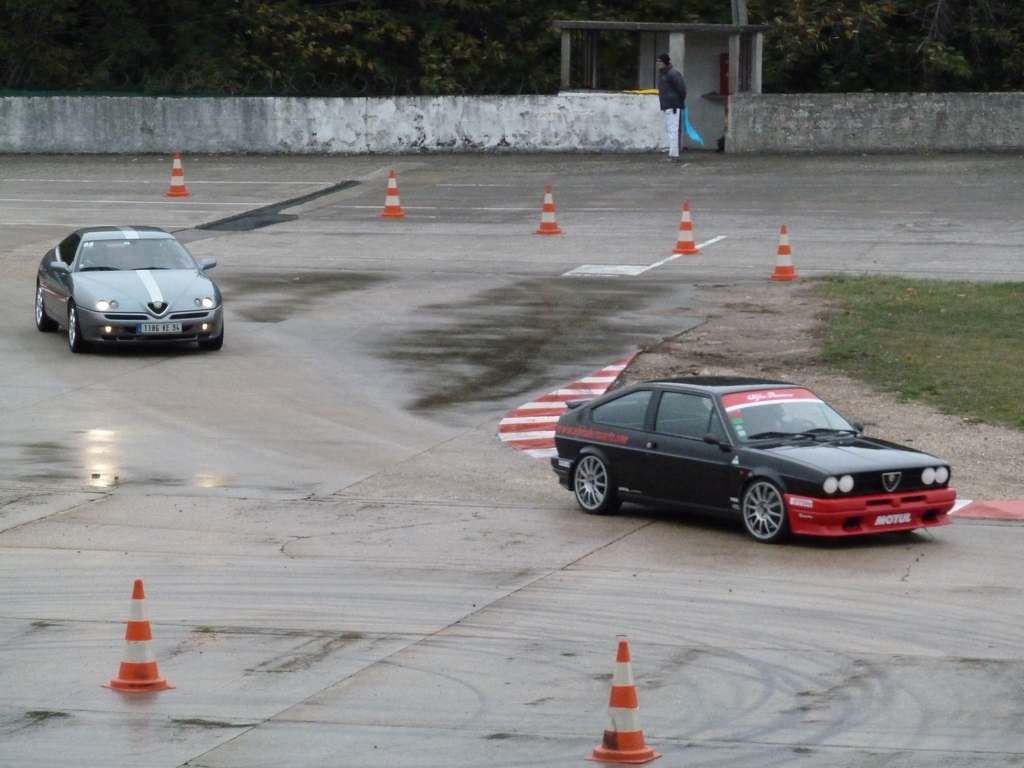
[35,226,224,353]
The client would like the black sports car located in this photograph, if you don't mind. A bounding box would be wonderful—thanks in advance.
[35,226,224,353]
[551,377,956,543]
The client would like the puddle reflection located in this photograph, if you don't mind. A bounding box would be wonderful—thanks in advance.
[84,428,119,487]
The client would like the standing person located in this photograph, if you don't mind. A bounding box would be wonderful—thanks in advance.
[656,52,687,161]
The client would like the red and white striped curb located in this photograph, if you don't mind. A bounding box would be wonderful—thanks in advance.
[951,499,1024,519]
[498,354,636,458]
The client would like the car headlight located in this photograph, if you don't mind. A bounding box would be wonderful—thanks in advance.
[95,300,118,311]
[823,475,855,494]
[922,467,950,485]
[195,297,215,309]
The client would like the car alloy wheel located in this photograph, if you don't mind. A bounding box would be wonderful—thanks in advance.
[35,282,58,332]
[573,454,618,515]
[742,479,789,543]
[67,302,89,353]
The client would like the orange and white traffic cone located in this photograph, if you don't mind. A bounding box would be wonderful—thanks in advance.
[534,185,563,235]
[164,152,190,197]
[672,202,699,255]
[587,638,660,764]
[770,224,799,281]
[103,579,174,692]
[380,170,405,218]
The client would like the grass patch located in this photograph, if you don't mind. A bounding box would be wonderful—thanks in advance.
[815,275,1024,430]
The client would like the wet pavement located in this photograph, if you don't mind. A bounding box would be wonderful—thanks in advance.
[1,152,1023,768]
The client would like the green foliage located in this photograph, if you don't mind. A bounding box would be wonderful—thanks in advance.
[748,0,1024,92]
[817,275,1024,429]
[1,0,1022,95]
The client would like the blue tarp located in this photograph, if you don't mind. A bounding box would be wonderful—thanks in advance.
[683,106,704,146]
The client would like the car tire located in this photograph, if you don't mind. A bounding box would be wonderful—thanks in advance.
[35,281,59,332]
[67,302,89,354]
[742,479,790,543]
[573,454,619,515]
[198,326,224,351]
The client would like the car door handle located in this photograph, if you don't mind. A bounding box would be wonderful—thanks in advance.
[646,441,658,450]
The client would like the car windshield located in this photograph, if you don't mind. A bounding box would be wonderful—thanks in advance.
[722,388,855,442]
[77,238,197,272]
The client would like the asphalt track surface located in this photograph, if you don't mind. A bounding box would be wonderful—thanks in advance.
[1,153,1023,768]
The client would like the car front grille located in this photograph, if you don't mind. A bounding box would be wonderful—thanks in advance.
[110,332,200,342]
[854,471,935,495]
[865,494,926,506]
[103,310,213,321]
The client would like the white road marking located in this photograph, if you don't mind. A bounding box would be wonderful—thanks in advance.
[2,179,331,185]
[647,234,729,270]
[564,235,727,276]
[0,197,251,207]
[563,265,649,276]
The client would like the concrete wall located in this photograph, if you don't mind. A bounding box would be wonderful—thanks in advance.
[0,93,663,154]
[3,91,1024,154]
[727,92,1024,153]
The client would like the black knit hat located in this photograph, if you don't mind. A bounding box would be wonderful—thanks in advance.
[657,53,671,64]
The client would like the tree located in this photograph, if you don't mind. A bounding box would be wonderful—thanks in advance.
[2,0,1022,95]
[748,0,1024,92]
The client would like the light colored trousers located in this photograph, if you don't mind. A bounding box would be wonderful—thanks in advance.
[664,109,681,157]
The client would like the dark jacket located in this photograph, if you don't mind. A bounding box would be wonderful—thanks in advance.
[658,66,687,111]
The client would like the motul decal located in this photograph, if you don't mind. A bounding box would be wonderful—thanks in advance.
[555,425,629,445]
[874,513,912,526]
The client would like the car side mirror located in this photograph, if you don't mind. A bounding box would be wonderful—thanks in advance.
[52,262,70,274]
[199,258,217,271]
[704,433,731,451]
[851,421,864,435]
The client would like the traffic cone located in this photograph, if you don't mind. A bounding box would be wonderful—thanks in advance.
[103,579,174,692]
[164,152,190,197]
[770,224,799,281]
[380,170,405,218]
[534,185,563,235]
[587,638,660,764]
[672,202,699,255]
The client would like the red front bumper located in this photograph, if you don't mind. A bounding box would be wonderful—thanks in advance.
[785,487,956,537]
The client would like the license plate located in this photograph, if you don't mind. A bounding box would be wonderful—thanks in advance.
[136,322,182,334]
